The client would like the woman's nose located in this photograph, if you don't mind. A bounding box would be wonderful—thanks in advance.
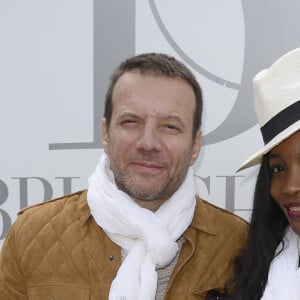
[282,166,300,196]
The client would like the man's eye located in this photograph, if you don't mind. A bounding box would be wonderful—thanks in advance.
[163,124,180,132]
[122,119,137,124]
[121,119,139,128]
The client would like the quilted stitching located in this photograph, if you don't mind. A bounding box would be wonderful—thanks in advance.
[17,196,86,284]
[12,191,121,296]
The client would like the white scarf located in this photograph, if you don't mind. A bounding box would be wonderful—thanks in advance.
[261,226,300,300]
[87,153,196,300]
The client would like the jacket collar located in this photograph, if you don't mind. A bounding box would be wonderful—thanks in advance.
[188,196,217,236]
[78,190,91,226]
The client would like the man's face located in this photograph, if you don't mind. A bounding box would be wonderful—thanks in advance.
[101,72,201,209]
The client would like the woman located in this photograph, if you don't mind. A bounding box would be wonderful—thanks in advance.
[233,48,300,300]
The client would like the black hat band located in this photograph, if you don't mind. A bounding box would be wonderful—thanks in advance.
[261,100,300,144]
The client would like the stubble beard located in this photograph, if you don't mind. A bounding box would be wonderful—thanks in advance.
[108,154,191,202]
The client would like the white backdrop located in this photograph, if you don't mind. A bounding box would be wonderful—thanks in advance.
[1,0,300,247]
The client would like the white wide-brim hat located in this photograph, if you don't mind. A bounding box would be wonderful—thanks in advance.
[238,47,300,171]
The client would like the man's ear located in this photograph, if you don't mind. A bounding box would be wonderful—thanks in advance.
[101,118,109,154]
[189,130,202,166]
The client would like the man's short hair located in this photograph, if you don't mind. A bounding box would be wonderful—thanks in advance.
[104,53,203,139]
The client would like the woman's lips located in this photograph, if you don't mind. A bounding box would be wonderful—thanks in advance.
[286,203,300,218]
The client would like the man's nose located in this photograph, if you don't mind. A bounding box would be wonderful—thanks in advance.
[136,124,162,152]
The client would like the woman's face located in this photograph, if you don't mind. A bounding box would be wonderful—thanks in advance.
[269,130,300,234]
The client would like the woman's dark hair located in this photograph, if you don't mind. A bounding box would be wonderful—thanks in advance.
[232,154,288,300]
[104,53,202,140]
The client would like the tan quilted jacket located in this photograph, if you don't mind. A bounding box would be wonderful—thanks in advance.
[0,190,248,300]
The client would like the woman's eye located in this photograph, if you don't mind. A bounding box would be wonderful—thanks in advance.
[270,165,285,173]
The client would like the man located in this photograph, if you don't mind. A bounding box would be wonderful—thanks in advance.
[0,53,248,299]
